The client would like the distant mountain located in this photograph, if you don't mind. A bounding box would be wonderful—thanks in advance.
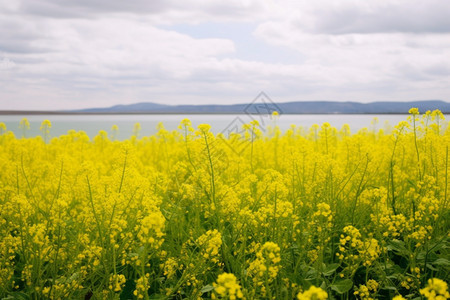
[74,100,450,114]
[77,102,169,113]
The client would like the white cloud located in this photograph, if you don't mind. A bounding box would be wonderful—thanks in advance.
[266,0,450,34]
[0,57,16,70]
[252,0,450,98]
[9,0,268,24]
[1,0,450,110]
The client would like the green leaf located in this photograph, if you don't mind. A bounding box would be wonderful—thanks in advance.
[305,268,319,279]
[382,285,398,291]
[381,263,403,275]
[1,292,30,300]
[330,279,353,294]
[426,264,439,271]
[387,239,410,255]
[201,284,215,293]
[323,263,340,276]
[433,258,450,267]
[387,274,401,280]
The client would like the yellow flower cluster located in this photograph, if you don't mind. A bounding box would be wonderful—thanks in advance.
[162,257,179,279]
[109,274,126,292]
[313,203,333,229]
[420,278,450,300]
[136,211,165,249]
[196,229,223,263]
[247,242,281,288]
[354,280,379,300]
[354,284,374,300]
[0,111,448,299]
[337,225,381,273]
[134,273,150,299]
[212,273,244,299]
[359,238,381,267]
[297,285,328,300]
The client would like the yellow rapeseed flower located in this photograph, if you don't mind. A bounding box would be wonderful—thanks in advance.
[297,286,328,300]
[420,278,450,300]
[212,273,243,299]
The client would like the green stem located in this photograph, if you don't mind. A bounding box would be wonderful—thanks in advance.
[203,133,216,207]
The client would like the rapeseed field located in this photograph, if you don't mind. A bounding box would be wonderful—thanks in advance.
[0,109,449,299]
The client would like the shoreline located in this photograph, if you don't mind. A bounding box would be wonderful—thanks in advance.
[0,111,434,115]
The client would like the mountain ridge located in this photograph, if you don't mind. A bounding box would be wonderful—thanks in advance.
[2,100,450,114]
[73,100,450,114]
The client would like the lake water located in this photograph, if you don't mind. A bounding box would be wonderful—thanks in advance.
[0,114,446,140]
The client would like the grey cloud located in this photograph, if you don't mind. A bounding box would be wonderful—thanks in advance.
[297,1,450,34]
[0,42,44,54]
[15,0,263,21]
[0,57,15,70]
[0,16,54,54]
[20,0,168,18]
[1,0,450,110]
[425,65,450,76]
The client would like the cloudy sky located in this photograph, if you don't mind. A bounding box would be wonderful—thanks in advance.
[1,0,450,110]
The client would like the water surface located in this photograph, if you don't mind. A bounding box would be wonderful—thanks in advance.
[0,114,443,140]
